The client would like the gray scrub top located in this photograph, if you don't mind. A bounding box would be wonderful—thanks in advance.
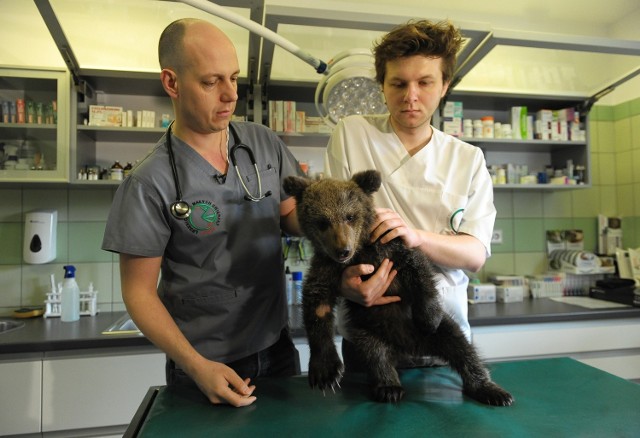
[102,121,303,363]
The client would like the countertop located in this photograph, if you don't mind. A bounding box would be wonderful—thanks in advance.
[1,298,639,355]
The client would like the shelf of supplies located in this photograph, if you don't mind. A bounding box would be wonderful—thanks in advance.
[464,137,586,152]
[493,183,590,190]
[278,132,330,147]
[76,125,165,142]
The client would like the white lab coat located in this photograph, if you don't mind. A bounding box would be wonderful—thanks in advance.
[325,115,497,339]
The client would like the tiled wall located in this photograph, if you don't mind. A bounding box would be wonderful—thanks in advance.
[1,98,639,316]
[0,186,121,316]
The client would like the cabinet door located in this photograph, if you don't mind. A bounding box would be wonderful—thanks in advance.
[0,67,70,182]
[42,348,165,432]
[0,356,42,435]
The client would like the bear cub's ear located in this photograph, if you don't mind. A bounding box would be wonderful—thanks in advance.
[283,175,312,200]
[352,170,382,195]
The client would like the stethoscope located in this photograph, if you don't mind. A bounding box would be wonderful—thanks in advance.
[167,122,272,220]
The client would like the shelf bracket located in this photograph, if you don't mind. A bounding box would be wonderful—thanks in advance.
[34,0,94,100]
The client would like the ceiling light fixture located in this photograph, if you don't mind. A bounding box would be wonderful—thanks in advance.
[180,0,386,127]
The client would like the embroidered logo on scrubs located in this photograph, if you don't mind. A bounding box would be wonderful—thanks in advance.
[185,201,221,235]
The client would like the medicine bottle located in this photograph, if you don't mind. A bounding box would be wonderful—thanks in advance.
[473,120,483,138]
[292,271,303,305]
[110,161,124,180]
[481,116,494,138]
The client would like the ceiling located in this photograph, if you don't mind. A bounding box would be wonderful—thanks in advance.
[0,0,639,104]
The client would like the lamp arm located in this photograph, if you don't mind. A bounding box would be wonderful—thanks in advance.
[180,0,328,74]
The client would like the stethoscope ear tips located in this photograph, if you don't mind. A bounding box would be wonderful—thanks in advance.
[171,201,191,219]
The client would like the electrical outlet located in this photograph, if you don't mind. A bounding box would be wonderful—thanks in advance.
[491,229,503,244]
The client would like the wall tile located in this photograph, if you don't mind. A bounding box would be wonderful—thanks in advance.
[69,188,114,221]
[615,150,633,185]
[588,153,601,185]
[631,115,640,150]
[0,189,22,222]
[482,253,515,278]
[514,252,547,277]
[0,266,22,315]
[491,218,513,253]
[68,222,112,263]
[514,218,544,252]
[571,187,600,218]
[572,217,598,253]
[597,153,616,185]
[513,191,542,218]
[614,118,631,151]
[21,262,64,307]
[630,98,640,117]
[23,188,68,222]
[0,223,23,264]
[588,121,600,153]
[596,122,615,153]
[613,101,631,121]
[617,184,635,217]
[542,191,573,218]
[599,185,618,216]
[493,191,513,219]
[543,218,574,233]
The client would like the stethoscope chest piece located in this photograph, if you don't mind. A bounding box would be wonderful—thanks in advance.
[170,200,191,220]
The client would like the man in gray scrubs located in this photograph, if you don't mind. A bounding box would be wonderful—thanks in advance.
[102,18,303,407]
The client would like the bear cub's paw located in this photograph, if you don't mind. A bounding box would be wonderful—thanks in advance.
[464,381,514,406]
[372,384,406,403]
[308,352,345,392]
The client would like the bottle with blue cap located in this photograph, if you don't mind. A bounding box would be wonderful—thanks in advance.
[61,265,80,322]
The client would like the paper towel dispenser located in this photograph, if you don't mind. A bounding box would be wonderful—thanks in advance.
[24,210,57,264]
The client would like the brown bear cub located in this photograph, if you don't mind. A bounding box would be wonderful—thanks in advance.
[284,170,513,406]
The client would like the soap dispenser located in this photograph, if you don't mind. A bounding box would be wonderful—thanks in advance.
[23,210,57,264]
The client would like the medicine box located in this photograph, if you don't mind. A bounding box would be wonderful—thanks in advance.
[467,283,496,303]
[510,106,528,139]
[89,105,123,127]
[496,286,524,303]
[443,101,463,118]
[442,101,463,137]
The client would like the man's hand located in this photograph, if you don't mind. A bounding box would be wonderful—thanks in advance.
[371,208,423,248]
[340,259,400,307]
[192,361,257,407]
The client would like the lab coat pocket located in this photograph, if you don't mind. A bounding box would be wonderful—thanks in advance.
[384,178,467,235]
[439,192,468,235]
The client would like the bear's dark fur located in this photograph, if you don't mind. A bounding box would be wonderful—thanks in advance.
[284,170,513,406]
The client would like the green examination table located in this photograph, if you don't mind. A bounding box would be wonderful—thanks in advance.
[126,357,640,437]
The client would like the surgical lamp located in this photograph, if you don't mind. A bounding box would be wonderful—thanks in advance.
[180,0,387,127]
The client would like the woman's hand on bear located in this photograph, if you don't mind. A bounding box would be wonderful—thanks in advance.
[371,208,423,249]
[340,259,400,307]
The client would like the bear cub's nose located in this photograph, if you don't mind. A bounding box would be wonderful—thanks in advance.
[337,248,351,260]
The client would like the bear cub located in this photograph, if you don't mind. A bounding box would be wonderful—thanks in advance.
[284,170,513,406]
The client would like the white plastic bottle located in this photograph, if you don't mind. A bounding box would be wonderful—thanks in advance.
[60,265,80,322]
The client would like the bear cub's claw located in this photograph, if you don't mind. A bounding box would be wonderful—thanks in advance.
[373,385,406,403]
[464,382,514,406]
[308,356,345,392]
